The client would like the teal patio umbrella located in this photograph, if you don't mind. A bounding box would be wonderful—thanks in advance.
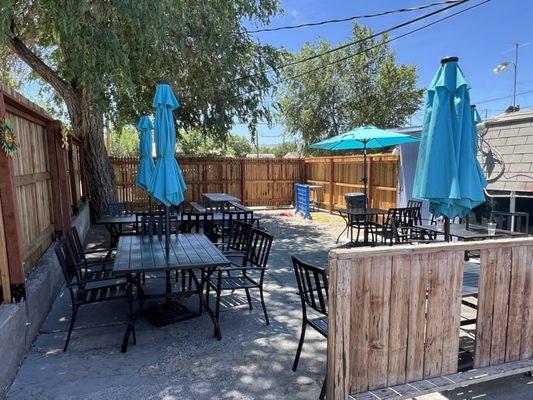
[309,125,419,208]
[413,57,487,240]
[149,82,187,208]
[135,116,155,192]
[145,81,188,326]
[309,126,419,244]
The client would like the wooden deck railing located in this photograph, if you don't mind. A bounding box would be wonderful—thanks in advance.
[327,237,533,399]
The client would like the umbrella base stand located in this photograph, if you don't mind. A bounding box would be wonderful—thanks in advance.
[142,301,196,327]
[142,270,197,327]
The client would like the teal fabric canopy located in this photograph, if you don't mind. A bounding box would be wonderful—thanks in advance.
[135,116,155,191]
[148,83,187,207]
[308,125,419,150]
[413,58,486,218]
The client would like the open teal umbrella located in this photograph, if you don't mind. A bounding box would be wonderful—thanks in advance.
[309,125,419,207]
[309,126,419,244]
[135,116,155,192]
[413,57,487,239]
[148,82,187,207]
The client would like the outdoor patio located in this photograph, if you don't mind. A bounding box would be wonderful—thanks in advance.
[5,210,532,400]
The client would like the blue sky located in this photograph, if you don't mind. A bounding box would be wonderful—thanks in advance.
[232,0,533,145]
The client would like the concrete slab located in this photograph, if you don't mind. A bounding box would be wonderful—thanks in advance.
[5,210,532,399]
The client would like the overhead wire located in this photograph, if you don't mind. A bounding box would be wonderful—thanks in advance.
[229,0,470,85]
[224,0,490,103]
[245,0,464,33]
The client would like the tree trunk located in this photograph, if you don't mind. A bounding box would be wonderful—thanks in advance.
[6,34,116,219]
[64,91,116,219]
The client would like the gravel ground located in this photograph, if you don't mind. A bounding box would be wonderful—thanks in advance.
[5,210,532,399]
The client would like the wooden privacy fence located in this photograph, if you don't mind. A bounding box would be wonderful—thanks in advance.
[110,154,399,210]
[111,156,305,208]
[306,154,398,211]
[0,84,75,303]
[327,237,533,399]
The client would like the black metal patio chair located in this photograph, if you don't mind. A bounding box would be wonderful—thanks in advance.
[105,201,134,216]
[291,256,328,400]
[55,239,137,352]
[206,227,273,335]
[67,226,114,271]
[215,210,255,243]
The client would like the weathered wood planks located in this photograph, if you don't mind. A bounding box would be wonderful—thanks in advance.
[475,245,533,367]
[328,238,533,399]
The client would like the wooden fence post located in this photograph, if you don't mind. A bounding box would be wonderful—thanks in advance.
[328,157,334,213]
[240,158,246,205]
[0,92,26,301]
[46,120,64,237]
[367,155,374,208]
[55,124,72,233]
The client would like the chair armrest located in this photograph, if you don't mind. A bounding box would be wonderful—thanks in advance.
[83,248,114,255]
[218,266,264,273]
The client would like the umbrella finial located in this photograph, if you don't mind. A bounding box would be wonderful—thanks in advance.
[441,56,459,64]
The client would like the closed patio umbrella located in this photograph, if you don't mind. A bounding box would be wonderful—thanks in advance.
[135,115,155,192]
[413,57,487,240]
[309,126,419,244]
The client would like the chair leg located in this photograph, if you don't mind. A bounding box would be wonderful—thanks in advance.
[214,288,222,337]
[259,286,269,325]
[244,288,253,310]
[292,321,306,371]
[64,305,78,352]
[319,376,326,400]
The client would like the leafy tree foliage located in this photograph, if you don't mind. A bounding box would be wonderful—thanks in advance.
[0,0,282,215]
[108,127,254,158]
[277,24,423,152]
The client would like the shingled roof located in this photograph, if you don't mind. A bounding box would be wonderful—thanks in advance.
[478,109,533,193]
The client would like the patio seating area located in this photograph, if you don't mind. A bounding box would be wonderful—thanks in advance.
[4,210,532,399]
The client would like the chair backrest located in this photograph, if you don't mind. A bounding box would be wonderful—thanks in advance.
[221,210,254,231]
[66,226,85,265]
[244,228,273,270]
[226,221,253,252]
[180,212,214,234]
[385,208,413,227]
[105,201,133,216]
[137,213,179,236]
[407,200,422,210]
[291,256,328,316]
[55,239,81,286]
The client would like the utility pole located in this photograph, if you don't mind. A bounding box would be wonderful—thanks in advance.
[512,43,518,109]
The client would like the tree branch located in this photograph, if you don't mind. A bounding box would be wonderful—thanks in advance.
[5,34,71,99]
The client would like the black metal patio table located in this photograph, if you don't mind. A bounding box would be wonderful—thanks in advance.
[414,223,527,241]
[95,214,137,248]
[203,192,241,210]
[113,233,230,351]
[335,207,388,246]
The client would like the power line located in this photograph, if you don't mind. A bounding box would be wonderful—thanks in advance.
[225,0,489,102]
[475,89,533,104]
[230,0,470,85]
[245,0,463,33]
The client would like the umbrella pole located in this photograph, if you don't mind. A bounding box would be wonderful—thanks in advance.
[363,143,369,245]
[165,206,171,306]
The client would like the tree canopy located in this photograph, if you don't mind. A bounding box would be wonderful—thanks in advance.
[0,0,283,136]
[276,23,423,152]
[0,0,283,214]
